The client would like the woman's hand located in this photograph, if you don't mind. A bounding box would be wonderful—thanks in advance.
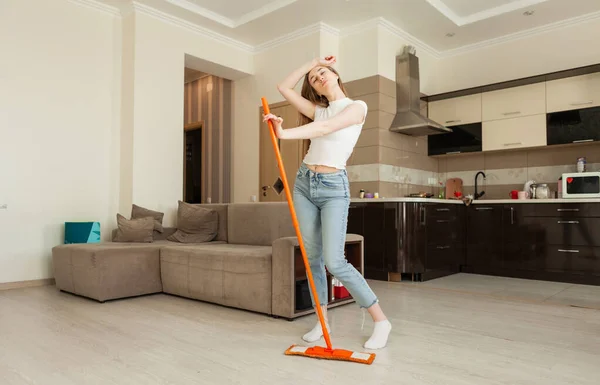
[262,113,285,139]
[314,55,336,67]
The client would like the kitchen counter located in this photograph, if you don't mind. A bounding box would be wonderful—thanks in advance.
[471,198,600,204]
[350,197,464,204]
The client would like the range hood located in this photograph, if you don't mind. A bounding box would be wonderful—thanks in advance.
[389,46,452,136]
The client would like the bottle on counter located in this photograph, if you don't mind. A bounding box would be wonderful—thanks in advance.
[577,157,586,173]
[359,189,365,199]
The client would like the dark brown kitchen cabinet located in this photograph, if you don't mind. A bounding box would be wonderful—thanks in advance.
[424,203,466,274]
[465,202,600,285]
[347,201,465,282]
[465,205,503,271]
[347,202,387,280]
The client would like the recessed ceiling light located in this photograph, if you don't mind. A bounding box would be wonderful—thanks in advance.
[445,32,455,37]
[523,10,535,16]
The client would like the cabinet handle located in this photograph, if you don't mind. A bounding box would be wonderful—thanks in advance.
[511,207,514,225]
[502,111,521,116]
[436,208,450,212]
[475,207,493,211]
[558,220,579,224]
[446,151,461,154]
[558,249,579,253]
[557,208,579,212]
[570,101,593,106]
[420,206,426,226]
[573,139,594,143]
[504,142,522,146]
[437,245,450,249]
[436,219,449,223]
[445,119,461,124]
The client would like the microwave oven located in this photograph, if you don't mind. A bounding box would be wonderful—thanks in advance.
[561,172,600,198]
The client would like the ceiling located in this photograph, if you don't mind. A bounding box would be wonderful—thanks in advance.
[99,0,600,56]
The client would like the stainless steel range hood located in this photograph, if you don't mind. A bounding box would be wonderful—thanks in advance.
[389,46,452,136]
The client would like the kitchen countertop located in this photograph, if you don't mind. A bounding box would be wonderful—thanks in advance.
[471,198,600,204]
[350,197,464,204]
[350,197,600,204]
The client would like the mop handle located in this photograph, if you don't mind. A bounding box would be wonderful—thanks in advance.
[261,97,333,351]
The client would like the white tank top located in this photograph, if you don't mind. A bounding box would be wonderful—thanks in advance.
[302,97,368,170]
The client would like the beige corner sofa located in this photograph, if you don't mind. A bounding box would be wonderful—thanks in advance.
[51,202,364,319]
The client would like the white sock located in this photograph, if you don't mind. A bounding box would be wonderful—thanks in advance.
[363,319,391,349]
[302,321,330,343]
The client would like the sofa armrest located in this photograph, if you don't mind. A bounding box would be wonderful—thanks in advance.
[271,236,300,318]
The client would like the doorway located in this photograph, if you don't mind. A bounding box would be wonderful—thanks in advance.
[184,122,203,203]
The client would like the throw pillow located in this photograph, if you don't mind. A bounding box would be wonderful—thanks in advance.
[113,214,154,243]
[167,201,218,243]
[131,204,164,233]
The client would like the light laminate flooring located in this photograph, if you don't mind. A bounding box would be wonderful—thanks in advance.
[1,274,599,385]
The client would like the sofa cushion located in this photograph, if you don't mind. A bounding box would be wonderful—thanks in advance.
[167,201,218,243]
[131,204,164,233]
[160,244,272,314]
[191,204,228,242]
[227,202,295,246]
[113,214,155,243]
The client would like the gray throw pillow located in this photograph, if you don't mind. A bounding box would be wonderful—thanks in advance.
[113,214,154,243]
[167,201,218,243]
[131,204,164,233]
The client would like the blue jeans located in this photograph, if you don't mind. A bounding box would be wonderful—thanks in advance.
[293,163,378,309]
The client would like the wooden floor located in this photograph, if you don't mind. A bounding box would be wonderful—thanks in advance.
[1,274,599,384]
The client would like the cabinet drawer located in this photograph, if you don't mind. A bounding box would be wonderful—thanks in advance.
[544,246,600,275]
[525,217,600,247]
[532,203,600,218]
[425,204,459,219]
[482,82,546,121]
[482,114,546,151]
[427,242,465,271]
[428,93,482,126]
[546,72,600,113]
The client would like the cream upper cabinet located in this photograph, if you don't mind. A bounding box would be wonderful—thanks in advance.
[482,82,546,121]
[428,93,481,127]
[482,114,546,152]
[546,72,600,113]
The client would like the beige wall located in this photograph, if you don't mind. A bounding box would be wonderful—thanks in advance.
[0,0,118,283]
[231,32,322,203]
[128,11,253,225]
[427,17,600,95]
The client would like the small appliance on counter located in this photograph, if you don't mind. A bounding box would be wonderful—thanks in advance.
[561,171,600,198]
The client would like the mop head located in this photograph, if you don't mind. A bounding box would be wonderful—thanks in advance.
[285,344,376,365]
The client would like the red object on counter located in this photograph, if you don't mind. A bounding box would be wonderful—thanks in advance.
[509,190,518,199]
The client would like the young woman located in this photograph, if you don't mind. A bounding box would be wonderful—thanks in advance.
[262,56,392,350]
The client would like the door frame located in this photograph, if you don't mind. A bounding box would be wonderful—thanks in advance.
[184,121,203,203]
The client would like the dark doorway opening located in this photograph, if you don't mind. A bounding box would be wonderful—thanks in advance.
[184,123,203,203]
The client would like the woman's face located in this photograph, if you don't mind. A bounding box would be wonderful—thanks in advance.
[307,66,337,95]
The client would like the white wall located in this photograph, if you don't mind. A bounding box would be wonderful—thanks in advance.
[129,11,253,225]
[0,0,118,283]
[231,33,321,203]
[419,17,600,95]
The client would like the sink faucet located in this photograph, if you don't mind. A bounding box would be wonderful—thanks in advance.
[474,171,486,200]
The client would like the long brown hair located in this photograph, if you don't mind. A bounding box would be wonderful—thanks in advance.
[298,66,348,126]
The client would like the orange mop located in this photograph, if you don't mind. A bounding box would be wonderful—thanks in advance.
[261,97,375,365]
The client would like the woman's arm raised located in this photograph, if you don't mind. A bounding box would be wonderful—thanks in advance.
[276,56,335,120]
